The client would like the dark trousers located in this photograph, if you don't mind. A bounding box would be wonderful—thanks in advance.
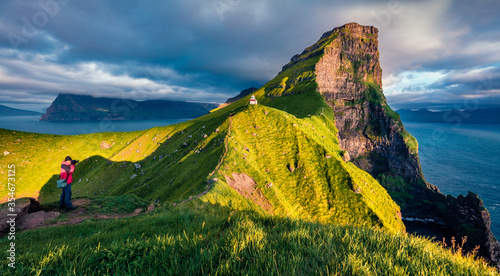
[59,184,73,208]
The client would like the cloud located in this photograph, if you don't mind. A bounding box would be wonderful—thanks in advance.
[0,0,500,112]
[0,50,231,106]
[385,65,500,109]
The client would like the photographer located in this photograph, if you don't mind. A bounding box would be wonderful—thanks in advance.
[59,156,79,211]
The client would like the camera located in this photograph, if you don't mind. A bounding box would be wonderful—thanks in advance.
[71,160,80,165]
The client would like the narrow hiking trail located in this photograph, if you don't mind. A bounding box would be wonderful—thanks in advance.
[2,198,155,233]
[10,116,234,232]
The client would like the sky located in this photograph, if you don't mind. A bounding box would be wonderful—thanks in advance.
[0,0,499,112]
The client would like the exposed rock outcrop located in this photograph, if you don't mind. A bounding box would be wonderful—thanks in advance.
[314,23,423,184]
[275,22,499,268]
[445,192,500,267]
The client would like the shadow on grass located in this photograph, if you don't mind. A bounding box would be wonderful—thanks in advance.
[37,114,230,205]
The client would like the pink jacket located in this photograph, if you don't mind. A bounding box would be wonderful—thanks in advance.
[60,161,75,184]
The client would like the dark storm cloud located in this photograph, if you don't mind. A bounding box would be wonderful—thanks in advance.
[0,0,500,111]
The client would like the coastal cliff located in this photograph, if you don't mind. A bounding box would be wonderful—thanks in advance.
[314,24,422,183]
[273,22,499,267]
[1,22,499,273]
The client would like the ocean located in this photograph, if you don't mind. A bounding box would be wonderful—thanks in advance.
[1,116,498,239]
[0,115,191,135]
[403,122,500,239]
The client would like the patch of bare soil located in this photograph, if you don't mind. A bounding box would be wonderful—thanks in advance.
[72,198,91,206]
[17,211,60,230]
[17,200,150,231]
[225,172,273,213]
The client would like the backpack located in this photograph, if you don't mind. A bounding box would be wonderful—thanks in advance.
[57,164,71,188]
[56,175,68,188]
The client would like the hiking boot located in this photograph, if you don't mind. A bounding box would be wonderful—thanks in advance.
[66,206,78,212]
[59,205,65,210]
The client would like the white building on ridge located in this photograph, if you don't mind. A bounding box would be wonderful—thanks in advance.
[249,95,257,105]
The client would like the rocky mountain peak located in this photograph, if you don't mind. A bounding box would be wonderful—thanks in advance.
[265,22,499,267]
[312,23,417,183]
[316,23,382,91]
[320,22,378,42]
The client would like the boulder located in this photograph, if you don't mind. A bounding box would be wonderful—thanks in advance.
[342,151,350,162]
[100,141,112,149]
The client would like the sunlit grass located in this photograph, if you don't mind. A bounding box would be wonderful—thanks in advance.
[0,24,497,274]
[0,204,496,275]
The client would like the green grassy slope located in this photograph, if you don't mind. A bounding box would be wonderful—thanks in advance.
[1,36,406,231]
[0,203,496,275]
[0,128,145,199]
[0,92,404,233]
[201,102,404,233]
[1,23,497,273]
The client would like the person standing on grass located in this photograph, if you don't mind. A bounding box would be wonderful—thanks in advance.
[59,156,78,211]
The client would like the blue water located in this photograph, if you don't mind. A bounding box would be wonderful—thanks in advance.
[0,115,191,135]
[403,122,500,239]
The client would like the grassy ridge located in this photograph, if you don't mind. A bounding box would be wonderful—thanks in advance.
[1,89,404,233]
[0,202,496,275]
[201,103,404,233]
[1,23,498,273]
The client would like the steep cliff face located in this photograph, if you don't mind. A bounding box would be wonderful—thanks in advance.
[445,192,500,267]
[273,22,499,268]
[314,23,422,184]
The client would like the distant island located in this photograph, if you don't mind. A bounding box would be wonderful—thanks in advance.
[40,93,219,121]
[0,104,42,116]
[398,108,500,124]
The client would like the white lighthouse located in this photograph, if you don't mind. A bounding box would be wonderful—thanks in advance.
[249,95,257,105]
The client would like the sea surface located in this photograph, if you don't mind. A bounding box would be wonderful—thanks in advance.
[1,116,498,239]
[403,121,500,239]
[0,115,191,135]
